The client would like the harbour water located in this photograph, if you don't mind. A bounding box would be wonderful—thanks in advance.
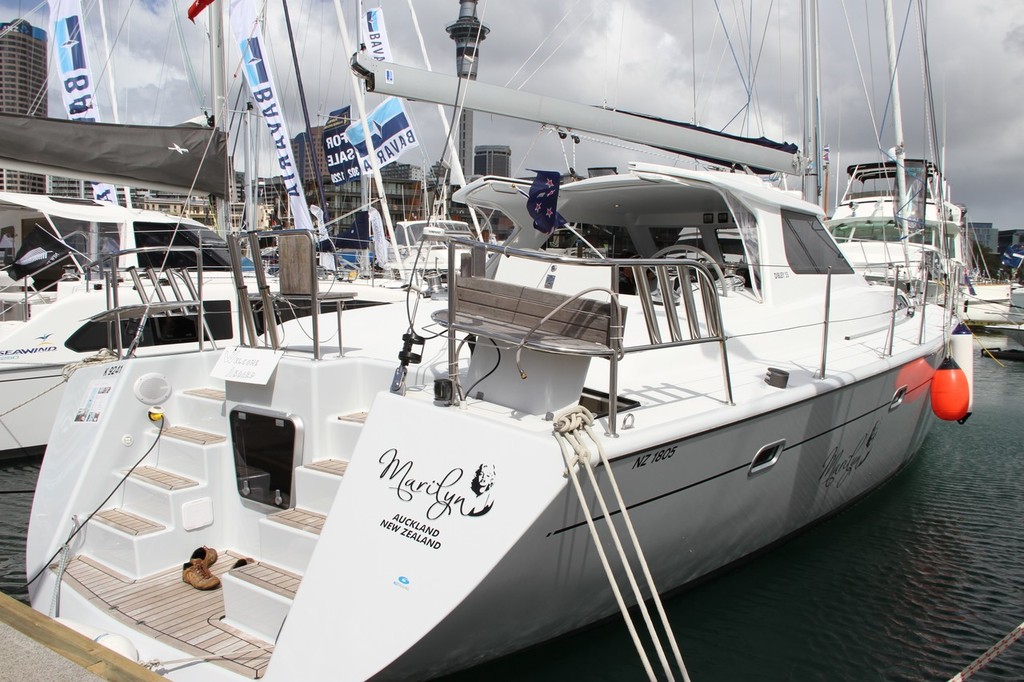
[2,337,1021,681]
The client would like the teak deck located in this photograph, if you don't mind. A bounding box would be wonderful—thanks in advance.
[60,553,273,679]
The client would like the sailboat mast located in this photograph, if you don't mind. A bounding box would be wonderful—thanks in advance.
[883,0,909,234]
[210,3,232,233]
[883,0,912,276]
[801,0,822,206]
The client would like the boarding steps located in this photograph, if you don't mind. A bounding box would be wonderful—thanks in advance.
[80,391,365,645]
[226,454,352,641]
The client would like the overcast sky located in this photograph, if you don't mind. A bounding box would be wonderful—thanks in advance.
[2,0,1021,230]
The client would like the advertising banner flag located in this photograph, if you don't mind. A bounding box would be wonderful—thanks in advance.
[229,0,313,233]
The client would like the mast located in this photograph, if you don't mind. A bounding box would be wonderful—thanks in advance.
[331,0,407,282]
[210,3,232,234]
[801,0,822,206]
[883,0,912,274]
[884,0,909,236]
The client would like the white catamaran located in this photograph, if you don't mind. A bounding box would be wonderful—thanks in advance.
[23,32,974,677]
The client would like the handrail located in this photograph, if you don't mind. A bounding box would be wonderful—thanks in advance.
[443,236,734,432]
[229,228,342,361]
[93,246,205,359]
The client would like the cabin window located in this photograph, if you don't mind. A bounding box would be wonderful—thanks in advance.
[133,222,233,270]
[47,217,121,261]
[64,299,234,351]
[229,408,302,510]
[780,210,854,275]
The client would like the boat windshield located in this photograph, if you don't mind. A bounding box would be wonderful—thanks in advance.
[828,220,902,243]
[395,221,471,246]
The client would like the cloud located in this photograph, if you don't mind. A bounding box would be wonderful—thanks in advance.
[2,0,1020,229]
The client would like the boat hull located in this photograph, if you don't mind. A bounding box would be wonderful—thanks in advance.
[0,363,66,459]
[370,353,939,679]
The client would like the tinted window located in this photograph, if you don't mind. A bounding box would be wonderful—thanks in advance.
[781,210,854,275]
[134,222,233,270]
[65,299,233,351]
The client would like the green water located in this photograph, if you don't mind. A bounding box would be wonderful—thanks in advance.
[2,340,1021,681]
[441,346,1024,681]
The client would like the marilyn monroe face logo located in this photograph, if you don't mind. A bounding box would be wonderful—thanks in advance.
[378,449,497,520]
[466,464,496,517]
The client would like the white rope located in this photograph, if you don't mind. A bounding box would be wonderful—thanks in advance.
[553,410,656,681]
[144,643,275,671]
[948,621,1024,682]
[0,348,118,421]
[553,405,691,682]
[49,516,81,618]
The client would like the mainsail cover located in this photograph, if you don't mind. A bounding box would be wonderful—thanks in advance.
[0,112,228,198]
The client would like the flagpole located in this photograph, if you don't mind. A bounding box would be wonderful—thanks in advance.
[331,0,406,283]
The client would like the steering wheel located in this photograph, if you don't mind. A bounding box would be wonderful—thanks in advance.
[649,244,726,282]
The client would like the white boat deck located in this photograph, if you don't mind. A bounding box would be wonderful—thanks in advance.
[60,554,277,679]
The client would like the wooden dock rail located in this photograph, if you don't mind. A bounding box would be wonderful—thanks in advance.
[0,592,164,681]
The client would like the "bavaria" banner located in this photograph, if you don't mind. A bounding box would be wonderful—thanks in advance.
[48,0,117,204]
[361,7,392,62]
[344,97,419,174]
[228,0,313,233]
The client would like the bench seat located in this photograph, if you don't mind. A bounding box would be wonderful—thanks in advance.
[432,276,622,357]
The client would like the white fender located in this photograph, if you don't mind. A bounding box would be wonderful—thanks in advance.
[56,617,140,662]
[951,322,974,413]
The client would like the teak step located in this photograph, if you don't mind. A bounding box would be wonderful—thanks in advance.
[266,508,325,535]
[162,425,226,445]
[183,387,226,401]
[337,411,368,423]
[304,459,349,477]
[130,466,198,491]
[94,508,165,536]
[229,561,301,600]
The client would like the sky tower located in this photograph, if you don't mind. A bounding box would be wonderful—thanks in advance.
[446,1,489,179]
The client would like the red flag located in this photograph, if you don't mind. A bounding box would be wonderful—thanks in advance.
[187,0,216,22]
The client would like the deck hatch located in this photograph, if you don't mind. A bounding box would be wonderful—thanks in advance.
[229,407,303,510]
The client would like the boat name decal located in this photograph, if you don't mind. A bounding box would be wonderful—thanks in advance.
[0,346,58,356]
[631,445,677,469]
[819,421,879,489]
[378,448,495,520]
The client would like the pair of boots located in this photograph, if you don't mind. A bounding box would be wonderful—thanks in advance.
[182,546,220,590]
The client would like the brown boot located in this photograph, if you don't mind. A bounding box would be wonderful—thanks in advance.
[190,546,218,569]
[182,558,221,590]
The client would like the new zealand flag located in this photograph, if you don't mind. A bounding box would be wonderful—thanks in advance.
[526,170,567,235]
[6,227,74,281]
[1001,243,1024,270]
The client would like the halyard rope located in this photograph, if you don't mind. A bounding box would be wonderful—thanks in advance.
[553,405,690,682]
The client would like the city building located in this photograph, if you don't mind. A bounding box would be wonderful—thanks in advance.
[967,221,998,252]
[474,145,511,177]
[0,19,48,193]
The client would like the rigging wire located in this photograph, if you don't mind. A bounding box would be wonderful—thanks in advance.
[502,0,583,90]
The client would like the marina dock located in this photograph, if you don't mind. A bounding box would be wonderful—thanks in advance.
[0,592,163,681]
